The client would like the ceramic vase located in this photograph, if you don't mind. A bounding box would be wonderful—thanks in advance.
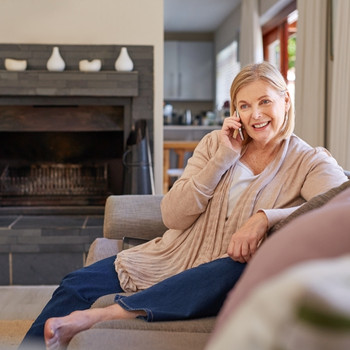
[114,47,133,72]
[47,46,65,72]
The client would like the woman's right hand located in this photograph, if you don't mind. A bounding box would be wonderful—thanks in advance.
[220,112,243,152]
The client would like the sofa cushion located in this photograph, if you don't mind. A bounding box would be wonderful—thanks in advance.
[213,186,350,332]
[103,195,167,241]
[68,329,210,350]
[91,293,216,333]
[269,180,350,234]
[91,293,119,308]
[92,317,216,333]
[85,238,122,266]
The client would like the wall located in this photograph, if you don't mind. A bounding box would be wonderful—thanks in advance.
[214,0,294,56]
[215,4,241,55]
[0,0,164,193]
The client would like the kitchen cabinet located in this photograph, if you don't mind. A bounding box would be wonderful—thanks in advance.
[164,41,213,101]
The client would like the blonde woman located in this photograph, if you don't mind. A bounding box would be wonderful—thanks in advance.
[20,62,347,350]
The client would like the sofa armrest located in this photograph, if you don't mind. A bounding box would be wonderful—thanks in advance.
[103,195,167,241]
[85,238,123,266]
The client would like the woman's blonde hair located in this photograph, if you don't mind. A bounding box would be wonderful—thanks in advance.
[230,61,294,144]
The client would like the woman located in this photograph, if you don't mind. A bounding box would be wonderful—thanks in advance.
[20,62,347,349]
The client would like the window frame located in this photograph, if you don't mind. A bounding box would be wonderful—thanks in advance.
[262,0,297,81]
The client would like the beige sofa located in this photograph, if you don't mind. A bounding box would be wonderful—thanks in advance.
[68,176,350,350]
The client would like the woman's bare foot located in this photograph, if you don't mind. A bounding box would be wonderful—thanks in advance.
[44,305,146,350]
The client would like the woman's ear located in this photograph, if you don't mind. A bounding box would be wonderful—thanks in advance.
[284,91,291,113]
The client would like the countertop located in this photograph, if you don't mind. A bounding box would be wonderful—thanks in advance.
[164,124,221,141]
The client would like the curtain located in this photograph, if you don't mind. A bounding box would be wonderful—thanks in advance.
[329,0,350,170]
[294,0,328,147]
[239,0,263,67]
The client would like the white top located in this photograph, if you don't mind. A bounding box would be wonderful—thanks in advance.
[227,161,260,218]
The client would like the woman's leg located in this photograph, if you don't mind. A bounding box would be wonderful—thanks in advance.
[45,304,145,349]
[19,255,122,349]
[42,257,245,349]
[117,257,246,321]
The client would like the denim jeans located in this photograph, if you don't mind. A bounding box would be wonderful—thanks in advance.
[20,255,245,349]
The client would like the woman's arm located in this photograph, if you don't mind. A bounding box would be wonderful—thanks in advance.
[227,146,347,263]
[300,147,348,200]
[161,132,239,230]
[264,148,347,227]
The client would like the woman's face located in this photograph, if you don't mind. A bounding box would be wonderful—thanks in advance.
[236,80,290,147]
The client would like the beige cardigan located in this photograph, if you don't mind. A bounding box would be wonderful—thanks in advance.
[115,131,347,292]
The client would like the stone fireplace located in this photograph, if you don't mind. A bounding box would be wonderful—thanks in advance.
[0,44,153,284]
[0,44,154,210]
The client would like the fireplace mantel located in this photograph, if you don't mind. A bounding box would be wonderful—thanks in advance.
[0,43,153,126]
[0,43,153,144]
[0,70,138,97]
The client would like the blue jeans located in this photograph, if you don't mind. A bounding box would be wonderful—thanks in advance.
[20,256,245,348]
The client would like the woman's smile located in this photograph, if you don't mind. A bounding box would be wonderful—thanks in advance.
[252,121,270,129]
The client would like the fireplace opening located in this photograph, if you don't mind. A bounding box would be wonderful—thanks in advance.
[0,105,125,207]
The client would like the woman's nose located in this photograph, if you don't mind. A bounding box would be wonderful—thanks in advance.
[251,107,261,119]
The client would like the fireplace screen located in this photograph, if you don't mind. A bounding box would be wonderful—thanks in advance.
[1,163,108,197]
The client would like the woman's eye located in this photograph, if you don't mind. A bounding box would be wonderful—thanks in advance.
[261,99,270,105]
[240,104,248,110]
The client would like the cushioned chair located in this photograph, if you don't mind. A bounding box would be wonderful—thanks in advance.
[72,195,214,350]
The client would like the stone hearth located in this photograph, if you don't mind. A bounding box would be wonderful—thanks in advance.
[0,212,104,285]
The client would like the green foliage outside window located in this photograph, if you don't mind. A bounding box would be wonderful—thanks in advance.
[288,36,296,69]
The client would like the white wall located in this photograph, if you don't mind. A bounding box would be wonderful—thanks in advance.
[0,0,164,194]
[215,4,241,54]
[215,0,294,56]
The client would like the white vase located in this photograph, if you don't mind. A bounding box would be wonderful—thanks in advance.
[47,46,65,72]
[114,47,133,72]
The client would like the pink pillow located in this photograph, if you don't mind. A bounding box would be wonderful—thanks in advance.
[213,187,350,332]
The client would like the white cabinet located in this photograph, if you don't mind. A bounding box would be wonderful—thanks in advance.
[164,41,213,101]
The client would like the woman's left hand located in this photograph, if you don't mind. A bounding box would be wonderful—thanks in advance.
[227,212,268,263]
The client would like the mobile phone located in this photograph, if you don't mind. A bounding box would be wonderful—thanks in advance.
[234,109,244,141]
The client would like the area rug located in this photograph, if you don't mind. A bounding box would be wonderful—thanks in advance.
[0,320,33,350]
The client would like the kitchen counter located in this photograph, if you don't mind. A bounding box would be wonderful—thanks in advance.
[164,124,221,141]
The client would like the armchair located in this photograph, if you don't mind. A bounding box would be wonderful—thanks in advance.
[70,195,214,350]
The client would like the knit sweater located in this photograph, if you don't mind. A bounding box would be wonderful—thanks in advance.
[115,131,347,292]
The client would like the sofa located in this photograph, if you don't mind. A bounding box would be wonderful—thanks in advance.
[67,176,350,350]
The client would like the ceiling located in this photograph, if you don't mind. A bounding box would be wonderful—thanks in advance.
[164,0,241,32]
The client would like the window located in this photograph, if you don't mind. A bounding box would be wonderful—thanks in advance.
[263,4,297,103]
[215,40,240,112]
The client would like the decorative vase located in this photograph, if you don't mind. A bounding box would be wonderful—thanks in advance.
[114,47,133,72]
[46,46,65,71]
